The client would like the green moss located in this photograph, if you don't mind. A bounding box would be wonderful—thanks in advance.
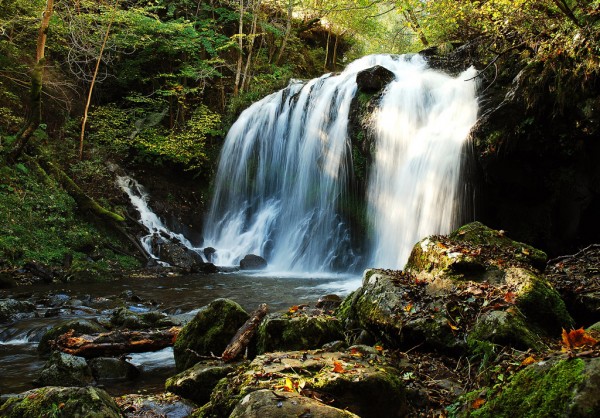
[465,359,586,417]
[467,310,543,352]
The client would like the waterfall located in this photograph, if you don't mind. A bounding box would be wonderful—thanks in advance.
[205,54,478,272]
[116,175,202,262]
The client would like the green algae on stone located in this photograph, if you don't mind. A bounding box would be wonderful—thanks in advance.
[0,386,121,418]
[165,360,238,405]
[467,310,544,352]
[174,298,249,371]
[38,319,107,353]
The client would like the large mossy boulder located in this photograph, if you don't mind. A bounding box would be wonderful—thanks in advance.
[230,389,360,417]
[454,357,600,417]
[0,386,121,417]
[196,348,407,418]
[339,222,573,354]
[88,357,140,381]
[110,307,176,330]
[165,360,238,405]
[35,352,94,387]
[38,319,107,353]
[173,298,249,371]
[257,310,344,354]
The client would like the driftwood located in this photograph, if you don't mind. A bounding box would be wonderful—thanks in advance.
[221,303,269,362]
[53,327,180,359]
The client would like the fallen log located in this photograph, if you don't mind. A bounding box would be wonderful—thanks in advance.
[52,327,180,359]
[221,303,268,362]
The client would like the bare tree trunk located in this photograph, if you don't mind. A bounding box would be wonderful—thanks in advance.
[8,0,54,163]
[79,2,118,160]
[221,304,268,362]
[551,0,582,27]
[233,0,245,96]
[403,9,429,47]
[241,0,262,92]
[323,28,331,72]
[275,0,294,65]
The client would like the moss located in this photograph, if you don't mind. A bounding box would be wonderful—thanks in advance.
[193,368,255,418]
[467,310,543,351]
[38,319,107,353]
[464,358,586,417]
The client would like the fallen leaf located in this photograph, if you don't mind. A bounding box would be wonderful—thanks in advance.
[504,291,517,304]
[404,303,413,312]
[447,319,458,331]
[521,248,530,255]
[283,377,294,392]
[562,328,598,349]
[350,348,363,357]
[472,398,486,409]
[288,305,299,314]
[520,356,537,366]
[374,345,383,352]
[332,360,345,373]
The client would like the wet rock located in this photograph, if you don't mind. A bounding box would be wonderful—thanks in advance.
[454,357,600,417]
[0,299,36,324]
[160,241,205,272]
[38,319,107,353]
[203,247,216,262]
[257,310,344,354]
[468,310,543,350]
[165,360,238,404]
[35,352,94,387]
[110,306,176,330]
[356,65,395,93]
[0,386,121,417]
[48,293,70,307]
[89,357,140,381]
[197,348,407,418]
[174,298,249,371]
[191,261,219,274]
[240,254,267,270]
[116,393,196,418]
[23,261,56,283]
[230,389,360,418]
[316,294,343,311]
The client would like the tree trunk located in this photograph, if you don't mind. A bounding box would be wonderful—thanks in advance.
[241,0,262,92]
[275,0,294,65]
[7,0,54,163]
[403,8,429,47]
[79,1,117,160]
[233,0,245,96]
[221,303,268,362]
[52,327,181,359]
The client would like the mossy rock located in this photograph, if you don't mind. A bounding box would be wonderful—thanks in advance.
[0,299,35,324]
[454,357,600,417]
[38,319,107,353]
[196,348,407,418]
[257,311,344,354]
[467,310,543,351]
[88,357,140,381]
[35,351,94,387]
[230,389,360,417]
[165,360,238,405]
[0,386,121,417]
[174,298,249,371]
[110,307,176,330]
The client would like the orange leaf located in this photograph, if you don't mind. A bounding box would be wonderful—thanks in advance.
[288,305,299,314]
[332,361,345,373]
[374,345,383,352]
[404,303,413,312]
[350,348,363,357]
[504,291,517,304]
[472,398,486,409]
[562,328,598,349]
[283,377,294,392]
[520,356,536,366]
[447,319,458,331]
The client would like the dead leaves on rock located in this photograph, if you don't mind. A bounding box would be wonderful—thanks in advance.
[561,328,598,351]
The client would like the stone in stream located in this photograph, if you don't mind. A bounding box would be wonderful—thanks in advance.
[0,386,121,417]
[239,254,267,270]
[110,306,176,330]
[88,357,140,381]
[0,299,36,324]
[173,298,249,371]
[165,360,238,405]
[355,65,396,93]
[35,351,94,387]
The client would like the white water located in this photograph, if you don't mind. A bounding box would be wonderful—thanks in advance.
[205,54,478,271]
[116,175,204,262]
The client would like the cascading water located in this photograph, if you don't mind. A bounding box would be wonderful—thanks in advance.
[368,58,479,269]
[205,54,478,272]
[116,175,202,262]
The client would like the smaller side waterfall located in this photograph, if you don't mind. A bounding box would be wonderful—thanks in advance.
[116,175,203,262]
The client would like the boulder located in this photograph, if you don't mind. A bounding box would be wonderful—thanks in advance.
[38,319,107,353]
[110,307,176,330]
[115,393,196,418]
[257,310,344,354]
[0,299,36,324]
[197,348,407,418]
[455,357,600,417]
[173,298,249,371]
[240,254,267,270]
[356,65,395,93]
[88,357,140,381]
[165,360,238,405]
[159,240,205,272]
[203,247,216,263]
[338,222,573,353]
[0,386,121,417]
[35,352,94,387]
[316,294,343,311]
[230,389,360,418]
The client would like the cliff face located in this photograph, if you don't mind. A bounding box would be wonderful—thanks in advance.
[349,49,600,257]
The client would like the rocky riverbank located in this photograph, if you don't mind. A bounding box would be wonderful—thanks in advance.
[1,222,599,417]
